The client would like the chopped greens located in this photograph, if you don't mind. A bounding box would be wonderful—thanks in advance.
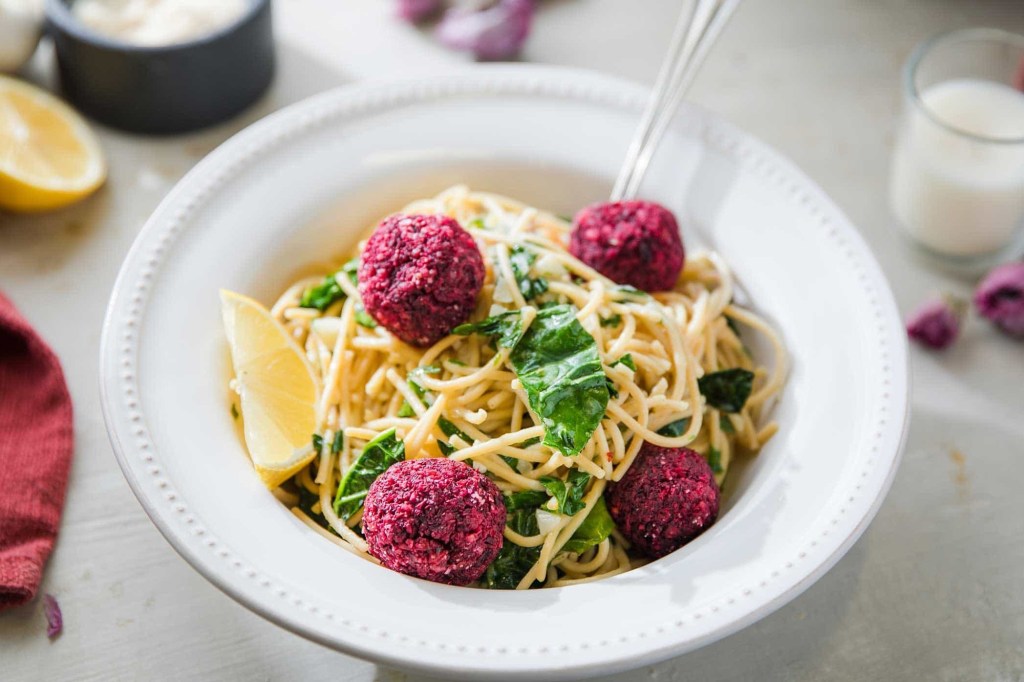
[562,497,615,554]
[453,311,524,349]
[483,508,541,590]
[354,307,377,329]
[297,486,333,533]
[719,415,736,434]
[613,284,649,300]
[539,469,590,516]
[299,259,360,311]
[340,258,360,285]
[437,439,456,456]
[397,377,430,418]
[299,275,344,311]
[312,434,324,453]
[467,216,487,230]
[408,379,427,400]
[509,305,609,457]
[611,354,636,371]
[605,377,619,399]
[509,245,549,301]
[707,446,723,474]
[599,313,622,328]
[331,431,344,454]
[438,417,472,444]
[410,365,441,377]
[657,417,691,438]
[504,489,549,511]
[698,368,755,413]
[517,436,542,448]
[725,315,742,337]
[333,429,405,520]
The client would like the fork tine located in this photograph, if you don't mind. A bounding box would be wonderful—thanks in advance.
[619,0,723,200]
[611,0,700,201]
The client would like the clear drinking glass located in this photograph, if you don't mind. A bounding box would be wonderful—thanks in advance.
[889,28,1024,270]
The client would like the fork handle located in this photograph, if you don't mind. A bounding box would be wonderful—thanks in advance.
[611,0,743,202]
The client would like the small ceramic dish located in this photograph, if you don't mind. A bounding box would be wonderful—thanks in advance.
[46,0,274,134]
[100,66,909,680]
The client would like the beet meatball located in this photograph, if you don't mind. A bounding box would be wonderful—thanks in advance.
[359,214,485,347]
[606,444,719,559]
[362,458,506,586]
[570,200,684,292]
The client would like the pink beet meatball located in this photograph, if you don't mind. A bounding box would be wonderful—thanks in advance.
[362,458,506,586]
[359,214,485,347]
[606,444,719,559]
[570,200,685,292]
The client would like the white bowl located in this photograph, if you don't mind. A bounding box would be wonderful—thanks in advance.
[100,65,909,681]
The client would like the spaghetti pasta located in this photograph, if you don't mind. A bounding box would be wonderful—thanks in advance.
[242,186,787,588]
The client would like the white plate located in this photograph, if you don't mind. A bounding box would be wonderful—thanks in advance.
[100,66,909,681]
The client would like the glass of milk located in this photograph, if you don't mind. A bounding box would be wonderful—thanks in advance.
[890,28,1024,269]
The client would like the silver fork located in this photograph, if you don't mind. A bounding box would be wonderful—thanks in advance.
[611,0,743,202]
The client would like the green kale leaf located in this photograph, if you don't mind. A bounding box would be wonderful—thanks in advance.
[562,497,615,554]
[539,469,590,516]
[509,245,549,301]
[354,306,377,329]
[453,310,524,349]
[504,489,549,511]
[299,259,360,312]
[707,445,723,474]
[510,305,609,457]
[657,417,691,438]
[611,353,636,371]
[698,368,755,413]
[333,429,404,520]
[482,507,541,590]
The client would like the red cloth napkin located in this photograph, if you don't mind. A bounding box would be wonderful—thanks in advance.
[0,293,73,610]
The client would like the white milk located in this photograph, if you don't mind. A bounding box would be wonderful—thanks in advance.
[890,78,1024,257]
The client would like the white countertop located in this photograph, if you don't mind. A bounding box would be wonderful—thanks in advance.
[2,1,1023,680]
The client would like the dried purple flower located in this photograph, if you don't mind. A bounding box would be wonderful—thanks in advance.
[974,261,1024,338]
[906,295,966,350]
[396,0,443,23]
[436,0,534,61]
[42,594,62,638]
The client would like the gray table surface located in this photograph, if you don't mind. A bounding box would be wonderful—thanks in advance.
[2,1,1023,680]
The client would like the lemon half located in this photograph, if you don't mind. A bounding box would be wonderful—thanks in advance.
[0,76,106,213]
[221,290,320,489]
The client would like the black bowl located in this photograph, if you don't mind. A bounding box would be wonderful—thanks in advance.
[47,0,275,134]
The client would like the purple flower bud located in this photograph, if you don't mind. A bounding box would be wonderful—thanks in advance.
[396,0,443,23]
[436,0,534,61]
[43,594,62,638]
[974,261,1024,338]
[906,295,966,350]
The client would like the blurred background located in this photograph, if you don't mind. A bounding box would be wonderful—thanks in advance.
[1,1,1023,680]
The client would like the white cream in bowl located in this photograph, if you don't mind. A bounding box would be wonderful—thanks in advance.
[72,0,249,46]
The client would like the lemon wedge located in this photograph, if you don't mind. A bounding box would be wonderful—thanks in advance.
[221,290,320,489]
[0,75,106,213]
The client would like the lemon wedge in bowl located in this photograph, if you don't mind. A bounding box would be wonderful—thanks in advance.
[0,75,106,213]
[220,290,320,489]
